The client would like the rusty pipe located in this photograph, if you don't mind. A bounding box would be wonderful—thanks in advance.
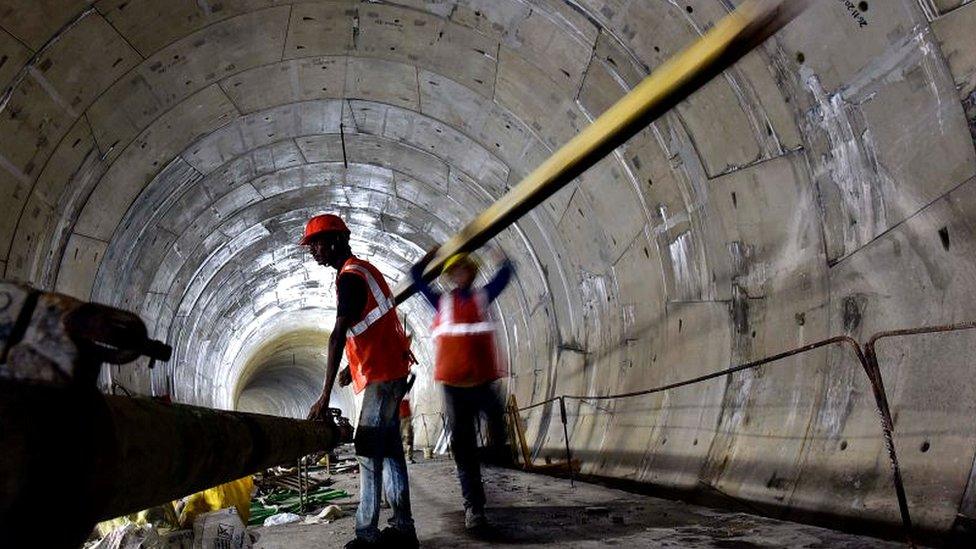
[0,380,337,548]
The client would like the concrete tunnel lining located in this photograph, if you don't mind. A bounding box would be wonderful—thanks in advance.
[1,0,976,539]
[89,112,551,409]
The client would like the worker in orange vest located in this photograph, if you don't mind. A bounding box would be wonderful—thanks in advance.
[411,248,513,530]
[302,214,418,549]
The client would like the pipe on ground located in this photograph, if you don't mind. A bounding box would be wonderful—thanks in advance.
[0,380,337,547]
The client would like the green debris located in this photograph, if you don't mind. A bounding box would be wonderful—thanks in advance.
[248,486,350,526]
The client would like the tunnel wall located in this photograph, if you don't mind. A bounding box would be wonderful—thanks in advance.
[1,0,975,537]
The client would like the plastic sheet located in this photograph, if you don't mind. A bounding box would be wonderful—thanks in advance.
[262,513,302,527]
[179,477,254,528]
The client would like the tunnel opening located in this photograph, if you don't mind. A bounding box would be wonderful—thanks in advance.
[233,328,356,420]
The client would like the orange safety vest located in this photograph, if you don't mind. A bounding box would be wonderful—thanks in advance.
[339,257,411,393]
[431,289,502,387]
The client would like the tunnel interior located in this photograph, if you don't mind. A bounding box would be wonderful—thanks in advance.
[2,0,976,540]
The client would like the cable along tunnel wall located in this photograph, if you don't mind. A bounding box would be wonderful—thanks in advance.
[0,0,975,543]
[515,322,976,545]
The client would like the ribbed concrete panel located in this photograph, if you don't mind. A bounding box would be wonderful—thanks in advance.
[282,1,355,59]
[935,0,974,14]
[56,232,107,298]
[76,84,239,240]
[0,0,91,49]
[221,57,347,113]
[0,74,62,184]
[0,12,138,187]
[677,76,764,177]
[182,100,342,173]
[5,118,98,281]
[733,49,804,152]
[418,69,549,175]
[576,158,646,262]
[0,169,26,260]
[800,23,976,263]
[778,0,929,92]
[300,134,449,190]
[5,193,56,281]
[136,7,289,107]
[0,27,31,90]
[495,45,586,148]
[95,0,284,56]
[357,4,498,98]
[85,7,288,162]
[345,56,419,109]
[934,1,976,140]
[503,6,595,95]
[698,154,831,508]
[30,118,96,209]
[633,301,730,488]
[824,176,976,530]
[578,36,631,119]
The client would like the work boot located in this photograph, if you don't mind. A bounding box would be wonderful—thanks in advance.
[379,527,419,548]
[343,537,380,549]
[464,507,487,530]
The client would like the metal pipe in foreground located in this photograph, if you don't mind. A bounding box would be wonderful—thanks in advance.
[0,380,337,547]
[393,0,811,303]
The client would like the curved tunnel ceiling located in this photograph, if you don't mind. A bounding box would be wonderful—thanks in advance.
[2,0,976,536]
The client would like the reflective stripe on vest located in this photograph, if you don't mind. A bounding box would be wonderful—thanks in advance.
[343,264,395,337]
[433,290,494,337]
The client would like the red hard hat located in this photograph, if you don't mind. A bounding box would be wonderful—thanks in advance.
[300,214,349,245]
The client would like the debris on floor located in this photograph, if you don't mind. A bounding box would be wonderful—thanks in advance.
[95,502,181,539]
[91,523,162,549]
[248,485,350,526]
[307,505,345,524]
[246,457,352,527]
[87,456,353,548]
[252,458,908,548]
[193,507,252,549]
[262,513,303,527]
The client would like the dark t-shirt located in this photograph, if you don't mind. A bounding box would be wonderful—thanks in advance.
[336,273,367,320]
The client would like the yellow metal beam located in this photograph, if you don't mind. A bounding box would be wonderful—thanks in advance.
[394,0,812,303]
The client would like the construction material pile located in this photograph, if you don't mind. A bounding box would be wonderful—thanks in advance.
[248,459,352,526]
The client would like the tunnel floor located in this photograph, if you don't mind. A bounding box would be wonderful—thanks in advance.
[250,456,903,548]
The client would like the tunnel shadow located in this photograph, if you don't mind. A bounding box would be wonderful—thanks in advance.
[494,448,964,547]
[423,500,700,546]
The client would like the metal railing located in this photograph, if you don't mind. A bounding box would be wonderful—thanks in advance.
[513,321,976,547]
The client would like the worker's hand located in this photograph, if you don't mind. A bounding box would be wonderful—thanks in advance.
[338,365,352,387]
[307,395,331,421]
[491,246,509,264]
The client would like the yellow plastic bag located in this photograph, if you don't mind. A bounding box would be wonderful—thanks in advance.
[178,476,253,528]
[95,502,180,537]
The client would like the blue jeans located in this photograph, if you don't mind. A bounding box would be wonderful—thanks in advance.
[354,377,415,541]
[443,382,507,512]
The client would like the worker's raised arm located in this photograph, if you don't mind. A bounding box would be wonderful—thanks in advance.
[307,315,353,421]
[410,248,442,307]
[484,251,513,304]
